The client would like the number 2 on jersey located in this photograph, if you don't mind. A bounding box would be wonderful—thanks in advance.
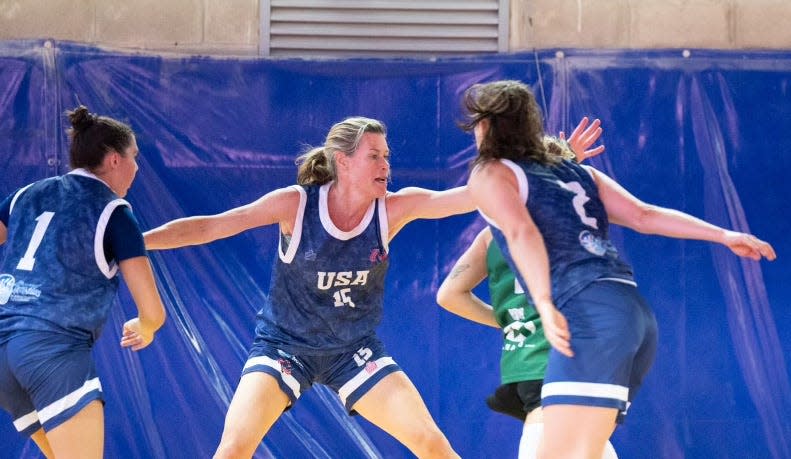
[557,180,598,229]
[16,211,55,271]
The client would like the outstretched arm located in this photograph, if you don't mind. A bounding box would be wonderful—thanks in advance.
[588,166,776,261]
[144,186,300,250]
[468,162,573,357]
[0,222,6,245]
[436,228,499,328]
[118,256,167,351]
[385,186,475,239]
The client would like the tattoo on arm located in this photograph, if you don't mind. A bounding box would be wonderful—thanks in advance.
[449,263,470,279]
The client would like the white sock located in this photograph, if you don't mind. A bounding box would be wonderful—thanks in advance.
[518,423,542,459]
[517,422,619,459]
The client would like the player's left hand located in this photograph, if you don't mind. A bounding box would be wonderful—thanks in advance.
[121,318,154,351]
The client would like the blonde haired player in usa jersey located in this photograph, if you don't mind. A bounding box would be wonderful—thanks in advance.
[145,116,474,458]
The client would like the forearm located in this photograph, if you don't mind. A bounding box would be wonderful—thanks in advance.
[437,290,499,328]
[505,228,554,316]
[144,216,221,250]
[635,205,726,244]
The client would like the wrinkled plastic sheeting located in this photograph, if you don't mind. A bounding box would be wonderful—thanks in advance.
[0,42,789,458]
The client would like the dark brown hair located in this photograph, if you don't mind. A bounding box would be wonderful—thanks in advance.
[67,105,134,170]
[462,80,559,168]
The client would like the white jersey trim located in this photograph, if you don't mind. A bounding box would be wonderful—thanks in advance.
[319,182,375,240]
[338,356,397,406]
[12,409,39,432]
[8,183,35,215]
[377,197,389,253]
[476,159,529,230]
[279,185,307,263]
[38,377,103,425]
[596,277,638,287]
[541,381,629,402]
[69,168,114,191]
[243,356,302,399]
[95,199,130,279]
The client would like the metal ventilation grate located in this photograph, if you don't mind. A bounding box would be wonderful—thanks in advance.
[262,0,509,57]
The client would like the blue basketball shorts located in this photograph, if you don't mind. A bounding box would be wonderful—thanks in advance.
[241,335,401,413]
[0,331,103,436]
[541,280,657,422]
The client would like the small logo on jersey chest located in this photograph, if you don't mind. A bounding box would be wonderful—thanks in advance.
[369,248,388,264]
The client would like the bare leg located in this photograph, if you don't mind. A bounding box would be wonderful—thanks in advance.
[213,372,290,459]
[30,428,54,459]
[353,371,458,459]
[538,405,617,459]
[45,400,104,459]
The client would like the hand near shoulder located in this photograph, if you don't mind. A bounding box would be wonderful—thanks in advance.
[121,317,156,351]
[721,231,776,261]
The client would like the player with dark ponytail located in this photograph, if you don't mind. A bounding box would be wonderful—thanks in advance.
[0,106,167,458]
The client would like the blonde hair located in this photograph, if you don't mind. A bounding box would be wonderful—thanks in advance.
[296,117,387,185]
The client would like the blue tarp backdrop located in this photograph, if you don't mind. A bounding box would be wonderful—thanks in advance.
[0,41,789,458]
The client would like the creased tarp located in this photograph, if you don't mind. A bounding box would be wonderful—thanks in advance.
[0,42,788,458]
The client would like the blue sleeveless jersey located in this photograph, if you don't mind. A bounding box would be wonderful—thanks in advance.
[482,159,634,308]
[0,170,129,343]
[254,183,390,354]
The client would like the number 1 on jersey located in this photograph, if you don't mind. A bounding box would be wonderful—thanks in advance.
[16,211,55,271]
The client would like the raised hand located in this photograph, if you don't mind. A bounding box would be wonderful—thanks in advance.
[561,117,605,163]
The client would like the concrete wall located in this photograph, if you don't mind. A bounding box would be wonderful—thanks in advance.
[1,0,789,54]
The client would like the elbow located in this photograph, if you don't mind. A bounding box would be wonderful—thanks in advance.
[436,282,464,312]
[435,283,452,309]
[503,221,540,247]
[629,204,658,234]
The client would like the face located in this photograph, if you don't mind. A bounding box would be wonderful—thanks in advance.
[113,136,140,197]
[338,132,390,198]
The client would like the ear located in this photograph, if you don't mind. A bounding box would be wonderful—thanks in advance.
[333,150,348,169]
[102,151,121,169]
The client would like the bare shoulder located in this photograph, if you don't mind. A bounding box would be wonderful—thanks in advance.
[469,161,514,189]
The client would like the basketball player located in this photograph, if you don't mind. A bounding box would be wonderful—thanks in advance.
[464,80,775,458]
[0,106,167,458]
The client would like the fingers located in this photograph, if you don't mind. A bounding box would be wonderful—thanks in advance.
[548,328,574,358]
[545,314,574,357]
[121,327,150,351]
[578,123,603,148]
[742,234,777,261]
[752,237,776,260]
[569,117,589,140]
